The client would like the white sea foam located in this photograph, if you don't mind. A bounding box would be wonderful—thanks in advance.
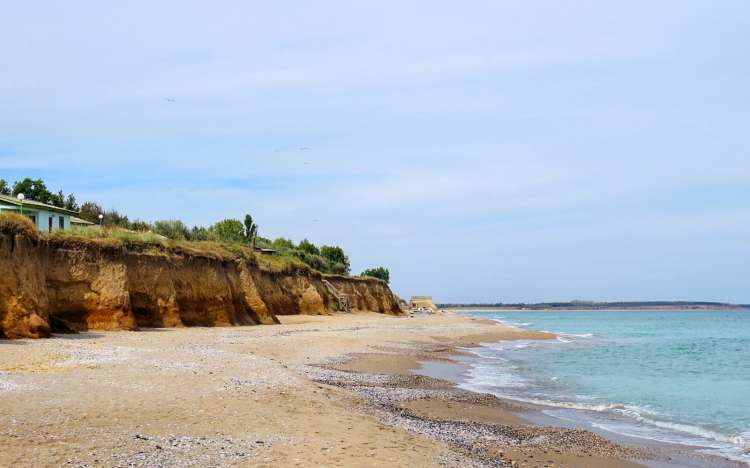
[591,417,750,464]
[460,376,750,465]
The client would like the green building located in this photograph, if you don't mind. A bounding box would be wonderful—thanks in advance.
[0,193,81,232]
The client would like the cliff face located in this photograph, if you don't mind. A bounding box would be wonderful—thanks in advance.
[0,231,402,339]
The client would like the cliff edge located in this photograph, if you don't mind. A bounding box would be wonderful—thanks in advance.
[0,225,402,339]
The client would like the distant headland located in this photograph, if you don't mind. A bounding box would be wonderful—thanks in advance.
[439,300,750,310]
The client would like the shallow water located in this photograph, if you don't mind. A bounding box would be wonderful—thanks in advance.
[459,310,750,465]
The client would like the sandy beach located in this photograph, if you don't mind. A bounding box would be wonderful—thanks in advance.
[1,313,656,467]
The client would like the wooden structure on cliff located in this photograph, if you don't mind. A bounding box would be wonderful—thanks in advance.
[322,279,352,312]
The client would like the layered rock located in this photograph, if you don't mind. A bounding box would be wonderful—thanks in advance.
[0,230,402,339]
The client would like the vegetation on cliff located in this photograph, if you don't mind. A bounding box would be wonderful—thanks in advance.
[361,267,390,284]
[1,177,382,278]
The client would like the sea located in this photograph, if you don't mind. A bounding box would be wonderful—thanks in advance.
[458,310,750,465]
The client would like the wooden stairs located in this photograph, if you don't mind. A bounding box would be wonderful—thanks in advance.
[322,279,352,312]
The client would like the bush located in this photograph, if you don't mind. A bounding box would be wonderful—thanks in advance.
[298,238,320,256]
[212,219,246,243]
[272,237,295,250]
[361,267,390,283]
[330,262,349,275]
[153,219,190,240]
[320,245,350,274]
[295,251,327,271]
[129,219,153,232]
[188,226,213,241]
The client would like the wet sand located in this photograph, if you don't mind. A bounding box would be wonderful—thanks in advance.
[0,312,678,467]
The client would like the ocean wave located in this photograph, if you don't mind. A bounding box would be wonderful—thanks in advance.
[490,318,533,328]
[567,333,594,338]
[615,410,750,451]
[463,365,527,389]
[590,418,750,464]
[461,378,750,464]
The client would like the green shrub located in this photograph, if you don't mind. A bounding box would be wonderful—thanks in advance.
[153,219,190,240]
[188,225,214,241]
[298,238,320,256]
[212,219,246,243]
[361,267,390,283]
[330,262,349,275]
[321,245,350,274]
[130,220,153,232]
[272,237,295,250]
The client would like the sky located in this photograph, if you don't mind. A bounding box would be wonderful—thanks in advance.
[2,1,749,303]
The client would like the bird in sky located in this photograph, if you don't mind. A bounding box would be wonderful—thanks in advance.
[165,98,176,102]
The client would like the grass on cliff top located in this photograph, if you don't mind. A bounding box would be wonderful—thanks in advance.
[47,226,309,273]
[0,212,39,238]
[0,213,360,277]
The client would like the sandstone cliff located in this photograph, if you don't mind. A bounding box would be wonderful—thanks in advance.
[0,228,402,339]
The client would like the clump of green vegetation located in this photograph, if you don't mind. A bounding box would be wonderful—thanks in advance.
[361,267,390,284]
[152,220,190,240]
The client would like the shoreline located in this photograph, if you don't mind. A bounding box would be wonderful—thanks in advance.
[317,315,744,467]
[0,312,742,467]
[450,310,750,467]
[445,308,750,311]
[408,350,745,468]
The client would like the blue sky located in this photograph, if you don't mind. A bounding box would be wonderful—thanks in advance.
[2,1,749,303]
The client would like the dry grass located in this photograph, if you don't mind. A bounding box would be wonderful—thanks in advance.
[1,216,321,275]
[48,226,310,273]
[51,226,164,243]
[0,212,40,238]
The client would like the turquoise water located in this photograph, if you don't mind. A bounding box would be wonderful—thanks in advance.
[460,310,750,464]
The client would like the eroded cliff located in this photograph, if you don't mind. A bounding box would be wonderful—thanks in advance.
[0,229,402,339]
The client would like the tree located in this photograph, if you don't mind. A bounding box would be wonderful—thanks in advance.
[153,220,189,240]
[320,245,350,274]
[298,238,320,256]
[243,214,258,245]
[5,177,76,209]
[79,201,104,223]
[48,190,65,208]
[12,178,52,203]
[64,193,79,211]
[103,209,130,228]
[361,267,390,284]
[212,218,246,243]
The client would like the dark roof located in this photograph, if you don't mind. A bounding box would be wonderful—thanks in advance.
[0,194,79,216]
